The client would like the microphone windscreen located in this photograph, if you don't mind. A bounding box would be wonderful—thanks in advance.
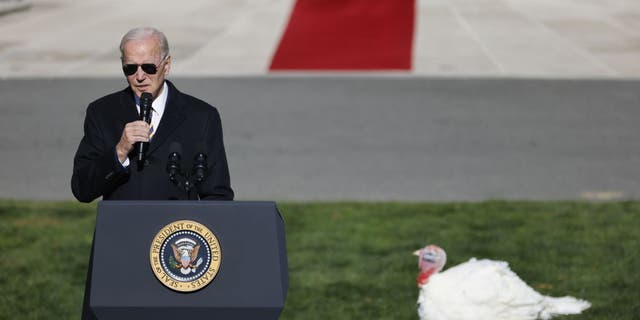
[141,92,153,104]
[192,141,207,182]
[140,92,153,123]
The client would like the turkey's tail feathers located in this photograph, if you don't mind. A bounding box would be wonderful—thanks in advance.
[540,296,591,319]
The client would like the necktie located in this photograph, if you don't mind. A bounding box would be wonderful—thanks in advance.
[149,108,158,139]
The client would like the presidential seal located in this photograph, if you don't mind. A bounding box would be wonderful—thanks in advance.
[150,220,221,292]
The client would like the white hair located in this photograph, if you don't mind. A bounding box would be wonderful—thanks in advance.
[119,27,170,61]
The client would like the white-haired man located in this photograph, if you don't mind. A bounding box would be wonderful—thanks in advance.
[72,27,233,201]
[73,27,234,320]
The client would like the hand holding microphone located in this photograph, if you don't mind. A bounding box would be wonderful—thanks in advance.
[115,92,153,165]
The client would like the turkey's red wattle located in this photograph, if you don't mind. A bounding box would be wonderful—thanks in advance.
[417,268,437,287]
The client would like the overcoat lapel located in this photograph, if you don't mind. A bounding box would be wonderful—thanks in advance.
[147,82,186,155]
[119,89,139,124]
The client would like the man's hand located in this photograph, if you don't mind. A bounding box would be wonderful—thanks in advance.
[116,120,151,163]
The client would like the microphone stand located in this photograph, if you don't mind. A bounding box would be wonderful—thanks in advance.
[168,172,196,200]
[167,153,208,200]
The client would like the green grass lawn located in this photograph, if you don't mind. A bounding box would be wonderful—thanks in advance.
[0,200,638,319]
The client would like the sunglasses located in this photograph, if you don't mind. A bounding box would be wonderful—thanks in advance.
[122,56,167,76]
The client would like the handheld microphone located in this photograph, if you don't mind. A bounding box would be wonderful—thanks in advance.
[167,142,182,183]
[136,92,153,167]
[192,142,208,183]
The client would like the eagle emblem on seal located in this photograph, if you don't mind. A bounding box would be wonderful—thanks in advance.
[150,220,221,292]
[170,238,204,275]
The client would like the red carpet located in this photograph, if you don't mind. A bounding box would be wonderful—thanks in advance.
[270,0,415,71]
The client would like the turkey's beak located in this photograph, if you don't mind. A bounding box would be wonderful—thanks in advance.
[413,250,421,256]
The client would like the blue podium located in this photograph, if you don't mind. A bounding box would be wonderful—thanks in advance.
[85,201,288,319]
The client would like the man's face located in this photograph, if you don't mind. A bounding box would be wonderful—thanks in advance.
[122,37,170,99]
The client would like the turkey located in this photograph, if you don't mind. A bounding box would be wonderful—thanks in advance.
[414,245,591,320]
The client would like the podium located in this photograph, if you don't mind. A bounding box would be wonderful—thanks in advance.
[87,201,288,319]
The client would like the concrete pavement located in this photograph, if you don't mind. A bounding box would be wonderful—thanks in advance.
[0,0,639,78]
[1,77,638,201]
[0,1,638,201]
[0,0,30,16]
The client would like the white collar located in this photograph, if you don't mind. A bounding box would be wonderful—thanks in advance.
[152,81,169,117]
[135,81,168,119]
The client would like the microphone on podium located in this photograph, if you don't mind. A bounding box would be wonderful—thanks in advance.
[192,142,208,183]
[167,142,182,183]
[166,141,209,199]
